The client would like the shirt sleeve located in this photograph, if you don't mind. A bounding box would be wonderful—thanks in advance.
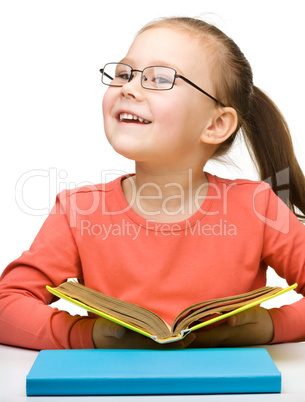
[0,191,96,350]
[257,183,305,343]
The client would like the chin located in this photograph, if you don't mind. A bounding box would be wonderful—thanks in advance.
[106,133,144,160]
[108,141,140,161]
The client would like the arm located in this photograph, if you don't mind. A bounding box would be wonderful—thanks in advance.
[261,186,305,343]
[0,191,96,350]
[190,184,305,347]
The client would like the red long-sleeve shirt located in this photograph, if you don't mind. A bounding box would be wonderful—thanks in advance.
[1,173,305,349]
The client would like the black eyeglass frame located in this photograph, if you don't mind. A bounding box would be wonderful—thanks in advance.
[99,63,226,107]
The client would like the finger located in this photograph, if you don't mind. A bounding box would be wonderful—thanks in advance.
[98,318,126,339]
[227,307,260,327]
[189,324,230,348]
[181,332,196,348]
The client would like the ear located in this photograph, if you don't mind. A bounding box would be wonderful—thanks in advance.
[200,107,238,145]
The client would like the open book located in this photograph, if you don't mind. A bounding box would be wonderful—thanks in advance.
[46,282,297,344]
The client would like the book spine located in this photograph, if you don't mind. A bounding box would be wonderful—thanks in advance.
[27,374,281,395]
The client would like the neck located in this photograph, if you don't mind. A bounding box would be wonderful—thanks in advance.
[122,163,209,222]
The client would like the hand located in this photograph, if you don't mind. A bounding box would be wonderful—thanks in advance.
[92,317,196,349]
[189,307,274,348]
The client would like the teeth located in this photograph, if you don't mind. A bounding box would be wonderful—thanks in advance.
[119,113,150,123]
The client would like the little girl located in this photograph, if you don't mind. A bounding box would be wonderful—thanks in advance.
[1,17,305,350]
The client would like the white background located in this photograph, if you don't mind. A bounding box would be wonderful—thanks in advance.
[0,0,304,310]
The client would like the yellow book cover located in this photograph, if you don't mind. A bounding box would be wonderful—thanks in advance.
[46,282,297,344]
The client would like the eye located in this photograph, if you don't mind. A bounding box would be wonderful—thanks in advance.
[116,71,130,81]
[153,75,172,85]
[115,65,131,81]
[143,67,175,89]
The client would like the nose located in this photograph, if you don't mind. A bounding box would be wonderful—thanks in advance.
[120,70,144,99]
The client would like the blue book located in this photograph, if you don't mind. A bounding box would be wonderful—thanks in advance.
[26,348,281,395]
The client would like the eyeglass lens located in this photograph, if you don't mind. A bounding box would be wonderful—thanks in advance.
[102,63,176,90]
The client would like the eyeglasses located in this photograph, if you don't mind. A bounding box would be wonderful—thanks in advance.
[99,62,225,107]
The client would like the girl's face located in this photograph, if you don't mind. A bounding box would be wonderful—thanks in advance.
[102,27,218,169]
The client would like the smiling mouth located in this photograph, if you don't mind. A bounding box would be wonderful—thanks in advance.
[118,113,151,124]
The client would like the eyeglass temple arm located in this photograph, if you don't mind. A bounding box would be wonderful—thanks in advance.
[176,74,225,107]
[100,68,114,81]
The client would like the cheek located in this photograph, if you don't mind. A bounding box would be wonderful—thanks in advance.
[153,96,198,137]
[102,90,117,141]
[152,96,182,129]
[102,89,113,120]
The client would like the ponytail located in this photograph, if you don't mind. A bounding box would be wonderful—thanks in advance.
[244,86,305,221]
[139,16,305,221]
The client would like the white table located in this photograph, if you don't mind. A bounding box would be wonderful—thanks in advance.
[1,343,304,401]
